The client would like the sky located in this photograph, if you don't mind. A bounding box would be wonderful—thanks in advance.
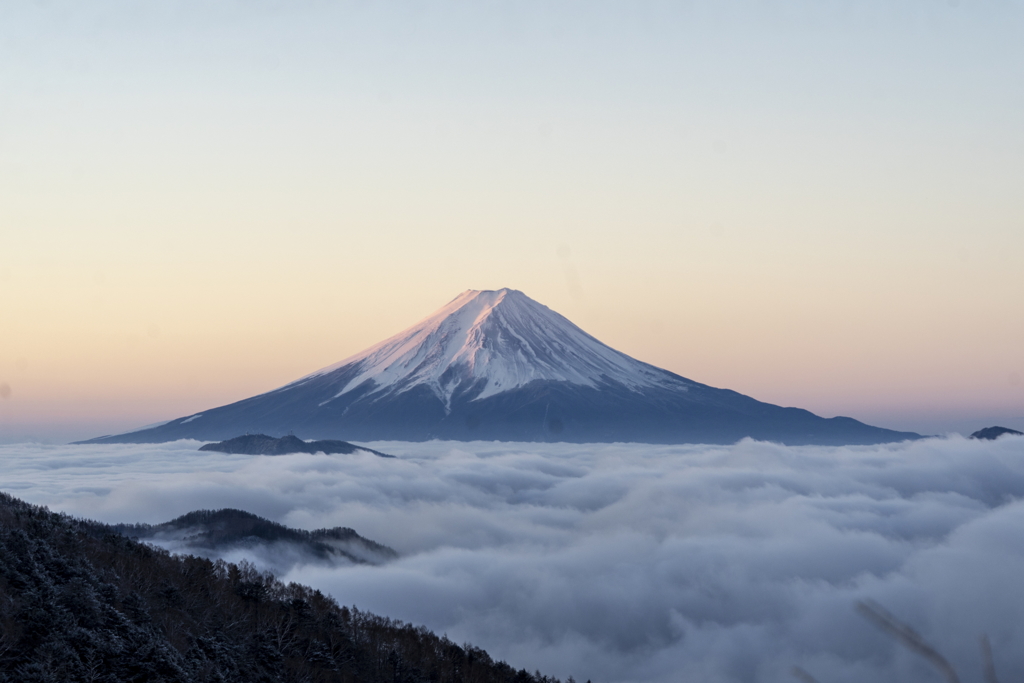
[1,1,1023,442]
[5,436,1024,683]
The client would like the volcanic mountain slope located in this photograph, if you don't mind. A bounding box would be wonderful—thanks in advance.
[86,288,919,445]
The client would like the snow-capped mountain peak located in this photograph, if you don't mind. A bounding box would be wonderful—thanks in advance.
[306,288,684,408]
[86,288,922,445]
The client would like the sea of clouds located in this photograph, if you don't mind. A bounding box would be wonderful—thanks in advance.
[2,436,1024,683]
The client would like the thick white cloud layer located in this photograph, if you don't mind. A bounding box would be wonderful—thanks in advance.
[2,436,1024,682]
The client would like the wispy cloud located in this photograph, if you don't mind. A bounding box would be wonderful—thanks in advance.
[2,436,1023,682]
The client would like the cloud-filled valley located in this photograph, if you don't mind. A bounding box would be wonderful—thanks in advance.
[2,436,1024,682]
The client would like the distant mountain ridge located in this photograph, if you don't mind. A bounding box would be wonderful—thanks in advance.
[85,288,920,445]
[198,434,393,457]
[970,426,1023,440]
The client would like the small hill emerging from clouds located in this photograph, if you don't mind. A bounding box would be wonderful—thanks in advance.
[113,508,398,567]
[198,433,393,458]
[86,288,921,446]
[970,426,1023,440]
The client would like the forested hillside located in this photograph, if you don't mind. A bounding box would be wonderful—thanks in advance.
[0,492,567,683]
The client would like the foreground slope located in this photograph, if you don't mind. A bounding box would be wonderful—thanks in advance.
[87,289,919,445]
[0,492,561,683]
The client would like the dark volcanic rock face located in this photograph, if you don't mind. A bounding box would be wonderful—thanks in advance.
[198,434,392,457]
[970,426,1024,440]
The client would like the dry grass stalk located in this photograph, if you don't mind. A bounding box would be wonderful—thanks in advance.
[790,666,821,683]
[855,600,961,683]
[980,635,999,683]
[793,601,1003,683]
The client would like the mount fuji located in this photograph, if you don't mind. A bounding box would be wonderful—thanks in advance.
[86,289,919,445]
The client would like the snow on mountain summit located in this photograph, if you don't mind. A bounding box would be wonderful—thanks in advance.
[304,288,686,408]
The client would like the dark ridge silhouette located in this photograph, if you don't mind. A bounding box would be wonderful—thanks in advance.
[970,426,1023,440]
[198,433,393,458]
[113,508,398,565]
[0,491,566,683]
